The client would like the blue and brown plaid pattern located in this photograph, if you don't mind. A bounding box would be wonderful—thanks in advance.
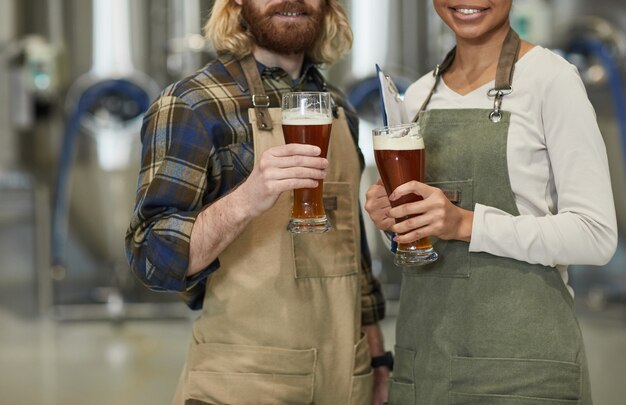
[125,53,385,323]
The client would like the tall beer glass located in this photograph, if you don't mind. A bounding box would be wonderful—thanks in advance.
[281,92,332,233]
[373,122,438,266]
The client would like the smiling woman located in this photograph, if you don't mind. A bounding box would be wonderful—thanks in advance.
[364,0,617,404]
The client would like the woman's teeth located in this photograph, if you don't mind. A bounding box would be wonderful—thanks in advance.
[456,8,482,15]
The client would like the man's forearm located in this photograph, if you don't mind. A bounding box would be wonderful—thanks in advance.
[363,322,386,358]
[187,185,254,276]
[364,322,390,404]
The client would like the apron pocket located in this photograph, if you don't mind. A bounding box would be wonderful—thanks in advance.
[449,356,581,404]
[292,181,359,278]
[353,333,372,376]
[388,381,415,405]
[403,239,470,279]
[350,333,373,404]
[448,393,578,404]
[406,180,473,278]
[393,346,417,383]
[350,371,374,405]
[387,346,417,404]
[185,342,316,404]
[427,180,473,210]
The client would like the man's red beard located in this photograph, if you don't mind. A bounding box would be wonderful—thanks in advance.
[241,0,324,55]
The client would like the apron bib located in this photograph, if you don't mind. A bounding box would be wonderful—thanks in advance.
[388,30,592,405]
[174,56,373,405]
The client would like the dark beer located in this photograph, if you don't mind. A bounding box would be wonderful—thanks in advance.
[374,134,434,253]
[282,121,332,219]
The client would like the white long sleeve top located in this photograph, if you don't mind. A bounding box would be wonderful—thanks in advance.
[403,46,618,292]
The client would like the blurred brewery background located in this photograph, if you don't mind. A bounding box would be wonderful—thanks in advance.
[1,0,625,403]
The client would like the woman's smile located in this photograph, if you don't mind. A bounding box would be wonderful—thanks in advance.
[448,5,490,22]
[434,0,510,41]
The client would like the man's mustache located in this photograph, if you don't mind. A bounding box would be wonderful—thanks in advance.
[267,1,312,16]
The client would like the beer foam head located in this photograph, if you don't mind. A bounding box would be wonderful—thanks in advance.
[282,109,332,125]
[373,125,424,150]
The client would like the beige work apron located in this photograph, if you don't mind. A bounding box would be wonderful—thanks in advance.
[174,58,372,405]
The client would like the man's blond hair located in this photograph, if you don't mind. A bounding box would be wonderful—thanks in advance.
[204,0,353,65]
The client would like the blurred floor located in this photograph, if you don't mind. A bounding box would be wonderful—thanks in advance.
[0,300,625,405]
[579,308,626,405]
[0,310,192,405]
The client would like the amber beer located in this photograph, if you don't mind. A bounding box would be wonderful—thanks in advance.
[373,123,438,266]
[282,117,332,219]
[281,92,333,233]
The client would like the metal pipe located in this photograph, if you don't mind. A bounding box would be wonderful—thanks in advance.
[47,0,63,45]
[351,0,390,80]
[0,0,16,45]
[91,0,134,77]
[168,0,204,76]
[0,0,17,169]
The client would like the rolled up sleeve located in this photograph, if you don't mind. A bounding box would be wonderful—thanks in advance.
[125,94,218,309]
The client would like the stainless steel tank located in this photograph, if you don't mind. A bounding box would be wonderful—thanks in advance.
[3,0,209,317]
[58,0,159,269]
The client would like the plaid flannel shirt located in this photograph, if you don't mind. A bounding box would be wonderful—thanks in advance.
[125,53,385,325]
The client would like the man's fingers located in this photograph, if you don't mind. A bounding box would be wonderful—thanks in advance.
[272,143,322,157]
[266,166,327,181]
[271,155,329,170]
[270,178,320,194]
[260,145,328,171]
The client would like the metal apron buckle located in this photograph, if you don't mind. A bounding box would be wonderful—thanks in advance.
[487,87,513,123]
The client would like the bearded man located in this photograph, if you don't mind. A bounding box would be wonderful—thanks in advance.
[125,1,388,403]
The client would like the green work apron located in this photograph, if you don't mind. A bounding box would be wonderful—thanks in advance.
[388,30,593,405]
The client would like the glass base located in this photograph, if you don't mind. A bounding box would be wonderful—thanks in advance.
[287,217,331,234]
[394,247,439,267]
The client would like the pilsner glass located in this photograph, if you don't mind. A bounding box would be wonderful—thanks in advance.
[373,122,438,266]
[281,92,333,233]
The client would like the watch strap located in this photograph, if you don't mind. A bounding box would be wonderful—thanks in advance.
[371,351,394,371]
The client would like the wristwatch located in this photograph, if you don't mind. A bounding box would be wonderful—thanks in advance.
[371,351,394,371]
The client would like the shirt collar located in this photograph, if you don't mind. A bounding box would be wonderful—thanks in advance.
[218,52,324,94]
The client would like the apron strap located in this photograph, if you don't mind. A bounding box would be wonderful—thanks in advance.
[412,47,457,122]
[240,55,274,131]
[412,28,521,124]
[494,29,521,91]
[487,29,521,122]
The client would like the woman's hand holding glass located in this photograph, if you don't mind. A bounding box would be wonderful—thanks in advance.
[368,181,474,244]
[364,179,396,232]
[367,121,474,265]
